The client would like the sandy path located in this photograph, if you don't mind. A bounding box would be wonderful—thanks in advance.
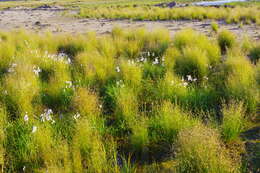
[0,7,259,39]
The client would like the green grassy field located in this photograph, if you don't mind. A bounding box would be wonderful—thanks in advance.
[0,27,259,172]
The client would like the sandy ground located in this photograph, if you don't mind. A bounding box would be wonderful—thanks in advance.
[0,7,259,39]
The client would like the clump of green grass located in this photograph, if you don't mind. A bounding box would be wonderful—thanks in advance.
[130,117,149,158]
[173,29,221,65]
[119,59,142,87]
[221,101,245,142]
[151,101,199,144]
[4,59,40,117]
[175,46,209,80]
[223,55,258,114]
[211,21,219,33]
[175,125,240,173]
[218,30,236,53]
[114,84,139,126]
[156,71,188,102]
[257,60,260,85]
[75,50,116,85]
[73,87,100,120]
[249,43,260,63]
[0,106,6,171]
[5,120,38,171]
[72,117,110,173]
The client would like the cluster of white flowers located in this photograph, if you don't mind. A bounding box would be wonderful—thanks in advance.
[186,75,197,82]
[24,113,29,122]
[136,56,147,63]
[33,65,42,76]
[73,112,81,120]
[40,51,71,64]
[40,109,55,124]
[32,126,37,133]
[7,63,17,73]
[152,58,159,65]
[138,51,165,66]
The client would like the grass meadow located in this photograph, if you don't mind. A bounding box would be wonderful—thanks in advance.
[0,27,259,172]
[78,5,260,25]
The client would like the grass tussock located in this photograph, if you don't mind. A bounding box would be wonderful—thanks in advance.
[0,28,258,172]
[218,30,236,53]
[221,101,245,142]
[176,125,240,173]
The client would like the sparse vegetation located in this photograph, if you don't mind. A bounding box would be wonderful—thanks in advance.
[0,27,259,172]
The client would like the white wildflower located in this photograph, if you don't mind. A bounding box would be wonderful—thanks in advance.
[24,113,29,122]
[187,75,192,81]
[40,109,53,122]
[33,66,41,76]
[116,66,120,72]
[32,126,37,133]
[183,82,188,87]
[73,112,81,120]
[65,81,73,88]
[203,76,208,80]
[152,58,159,65]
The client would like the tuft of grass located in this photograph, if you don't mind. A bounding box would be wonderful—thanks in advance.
[211,21,219,33]
[218,30,236,54]
[0,106,6,171]
[221,101,245,142]
[249,43,260,64]
[75,50,116,85]
[176,125,240,173]
[4,59,40,117]
[114,84,139,126]
[119,59,142,87]
[175,46,209,80]
[173,29,221,65]
[73,87,100,120]
[223,55,258,114]
[72,117,108,173]
[150,101,199,145]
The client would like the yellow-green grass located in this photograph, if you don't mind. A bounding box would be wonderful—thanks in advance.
[78,6,260,25]
[0,28,259,172]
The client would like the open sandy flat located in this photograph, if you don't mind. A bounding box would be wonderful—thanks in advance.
[0,6,259,39]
